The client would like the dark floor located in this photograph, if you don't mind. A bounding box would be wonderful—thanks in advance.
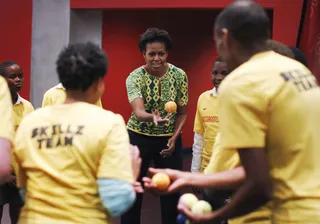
[1,154,193,224]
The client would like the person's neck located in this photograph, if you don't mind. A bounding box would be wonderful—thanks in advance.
[145,63,168,78]
[235,44,269,67]
[65,90,90,104]
[11,92,18,105]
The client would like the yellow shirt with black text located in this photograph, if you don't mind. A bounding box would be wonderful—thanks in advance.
[194,89,219,172]
[219,51,320,223]
[13,102,134,224]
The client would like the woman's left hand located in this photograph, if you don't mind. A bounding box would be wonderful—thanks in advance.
[160,136,176,157]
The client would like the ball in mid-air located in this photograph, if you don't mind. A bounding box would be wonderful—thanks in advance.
[165,101,177,113]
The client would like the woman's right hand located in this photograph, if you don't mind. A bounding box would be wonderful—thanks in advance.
[153,110,171,126]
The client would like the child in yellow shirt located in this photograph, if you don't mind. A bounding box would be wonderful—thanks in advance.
[0,61,34,224]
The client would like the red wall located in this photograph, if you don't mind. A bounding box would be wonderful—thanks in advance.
[101,7,297,148]
[0,0,303,147]
[102,10,219,147]
[0,0,33,100]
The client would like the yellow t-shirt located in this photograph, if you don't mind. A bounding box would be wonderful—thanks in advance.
[13,102,134,224]
[11,95,34,171]
[218,51,320,223]
[0,76,14,142]
[13,95,34,131]
[205,133,271,224]
[42,83,103,108]
[193,89,219,172]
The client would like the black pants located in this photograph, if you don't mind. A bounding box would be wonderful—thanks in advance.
[0,183,23,224]
[121,130,183,224]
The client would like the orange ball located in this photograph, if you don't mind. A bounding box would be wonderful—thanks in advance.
[165,101,177,113]
[151,172,171,191]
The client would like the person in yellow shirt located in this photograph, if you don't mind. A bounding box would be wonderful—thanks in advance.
[164,1,320,223]
[191,57,229,175]
[0,61,34,224]
[42,83,103,107]
[13,42,140,224]
[143,1,320,221]
[142,40,297,221]
[143,40,302,224]
[0,61,34,130]
[0,76,13,183]
[211,1,320,222]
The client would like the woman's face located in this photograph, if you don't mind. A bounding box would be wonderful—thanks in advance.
[143,41,168,72]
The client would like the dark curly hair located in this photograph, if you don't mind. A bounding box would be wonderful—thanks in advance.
[56,42,108,91]
[139,28,173,52]
[0,61,20,77]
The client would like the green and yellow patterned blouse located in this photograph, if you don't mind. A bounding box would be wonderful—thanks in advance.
[126,63,188,136]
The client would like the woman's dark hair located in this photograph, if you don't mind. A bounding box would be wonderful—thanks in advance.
[0,61,20,77]
[139,28,173,52]
[56,42,108,91]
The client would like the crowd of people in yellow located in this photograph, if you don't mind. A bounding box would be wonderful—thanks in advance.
[0,1,320,224]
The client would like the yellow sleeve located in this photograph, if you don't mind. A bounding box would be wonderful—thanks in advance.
[97,114,134,184]
[0,77,14,142]
[218,82,268,149]
[25,101,34,114]
[95,98,103,108]
[41,92,52,107]
[13,121,28,188]
[193,97,204,134]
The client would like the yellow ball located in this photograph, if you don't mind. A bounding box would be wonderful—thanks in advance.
[165,101,177,113]
[179,193,199,209]
[151,172,171,191]
[191,200,212,214]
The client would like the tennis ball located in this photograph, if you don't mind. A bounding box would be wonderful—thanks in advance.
[179,193,199,209]
[191,200,212,214]
[165,101,177,113]
[151,172,171,191]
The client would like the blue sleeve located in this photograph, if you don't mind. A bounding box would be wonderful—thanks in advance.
[97,178,136,217]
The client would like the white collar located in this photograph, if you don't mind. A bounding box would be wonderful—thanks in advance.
[54,83,65,90]
[14,94,23,106]
[211,87,218,97]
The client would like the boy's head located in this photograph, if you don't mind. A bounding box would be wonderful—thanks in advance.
[0,61,24,94]
[212,57,229,90]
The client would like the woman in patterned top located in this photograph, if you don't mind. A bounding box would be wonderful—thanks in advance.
[121,28,188,224]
